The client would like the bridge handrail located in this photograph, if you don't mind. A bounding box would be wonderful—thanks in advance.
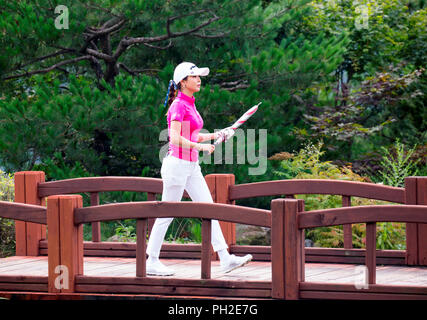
[0,200,46,224]
[298,204,427,229]
[38,176,163,197]
[230,179,405,203]
[46,196,271,289]
[74,201,271,227]
[271,199,427,299]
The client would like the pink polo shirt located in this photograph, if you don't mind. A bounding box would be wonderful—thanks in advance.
[167,91,204,162]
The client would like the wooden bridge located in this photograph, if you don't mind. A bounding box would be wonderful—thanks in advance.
[0,171,426,300]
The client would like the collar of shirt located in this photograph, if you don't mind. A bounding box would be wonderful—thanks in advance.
[177,91,195,105]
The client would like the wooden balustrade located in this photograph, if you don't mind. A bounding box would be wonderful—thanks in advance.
[34,173,235,253]
[2,193,427,299]
[0,201,46,224]
[71,200,271,282]
[297,204,427,292]
[272,200,427,299]
[12,171,427,268]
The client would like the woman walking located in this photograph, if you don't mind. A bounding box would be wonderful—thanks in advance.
[146,62,252,276]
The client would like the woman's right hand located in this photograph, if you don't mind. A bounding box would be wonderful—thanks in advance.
[197,143,215,154]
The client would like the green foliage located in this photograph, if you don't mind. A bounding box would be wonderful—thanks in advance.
[300,66,424,143]
[0,171,15,257]
[0,0,348,188]
[375,139,420,187]
[113,221,136,242]
[0,0,424,248]
[0,73,165,176]
[376,222,406,250]
[271,141,406,249]
[165,218,202,244]
[0,170,14,202]
[305,0,422,76]
[298,0,427,165]
[367,138,421,250]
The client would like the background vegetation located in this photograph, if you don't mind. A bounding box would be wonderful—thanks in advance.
[0,0,425,256]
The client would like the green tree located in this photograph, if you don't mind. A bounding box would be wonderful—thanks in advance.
[0,0,348,178]
[0,170,14,257]
[298,0,426,165]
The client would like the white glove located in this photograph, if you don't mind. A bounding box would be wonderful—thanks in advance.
[214,127,235,144]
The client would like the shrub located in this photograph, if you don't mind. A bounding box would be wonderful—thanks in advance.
[374,139,420,188]
[0,170,15,257]
[271,141,405,249]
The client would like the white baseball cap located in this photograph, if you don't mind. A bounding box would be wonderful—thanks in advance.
[173,62,210,84]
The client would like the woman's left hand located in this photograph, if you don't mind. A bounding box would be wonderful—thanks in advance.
[197,143,215,154]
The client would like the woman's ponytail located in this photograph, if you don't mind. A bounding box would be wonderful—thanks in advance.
[164,80,179,115]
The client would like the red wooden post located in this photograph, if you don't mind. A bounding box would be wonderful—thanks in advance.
[271,199,285,299]
[342,195,353,249]
[47,195,83,293]
[90,192,101,242]
[201,219,212,279]
[215,174,236,245]
[405,177,418,265]
[14,172,26,256]
[405,177,427,266]
[205,174,236,260]
[365,222,377,284]
[47,196,61,293]
[136,219,147,277]
[271,198,302,299]
[297,199,305,282]
[417,178,427,265]
[14,171,46,256]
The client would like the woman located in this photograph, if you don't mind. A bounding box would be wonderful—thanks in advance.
[146,62,252,276]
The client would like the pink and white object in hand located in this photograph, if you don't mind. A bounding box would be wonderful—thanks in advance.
[214,127,235,144]
[214,102,262,145]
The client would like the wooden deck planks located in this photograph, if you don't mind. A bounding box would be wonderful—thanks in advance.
[0,256,426,293]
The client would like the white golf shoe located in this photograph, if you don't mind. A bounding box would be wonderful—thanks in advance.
[146,259,175,276]
[220,254,253,273]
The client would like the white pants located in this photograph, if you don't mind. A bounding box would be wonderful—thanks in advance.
[146,154,228,258]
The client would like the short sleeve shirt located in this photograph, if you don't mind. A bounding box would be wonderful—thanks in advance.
[167,91,204,162]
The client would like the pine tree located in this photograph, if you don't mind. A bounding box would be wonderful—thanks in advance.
[0,0,347,179]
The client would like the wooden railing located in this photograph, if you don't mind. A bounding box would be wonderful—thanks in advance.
[17,172,236,260]
[38,176,164,243]
[36,175,233,244]
[229,178,427,265]
[0,201,46,224]
[44,195,271,294]
[12,171,427,266]
[1,194,427,299]
[230,179,405,249]
[0,200,48,292]
[74,201,271,280]
[282,200,427,300]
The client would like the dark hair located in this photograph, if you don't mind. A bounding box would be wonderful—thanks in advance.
[165,76,187,115]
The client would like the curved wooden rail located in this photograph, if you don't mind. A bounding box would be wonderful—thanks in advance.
[38,177,165,243]
[298,205,427,229]
[0,201,46,224]
[230,179,405,203]
[271,199,427,299]
[74,201,271,227]
[38,177,163,197]
[46,197,271,286]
